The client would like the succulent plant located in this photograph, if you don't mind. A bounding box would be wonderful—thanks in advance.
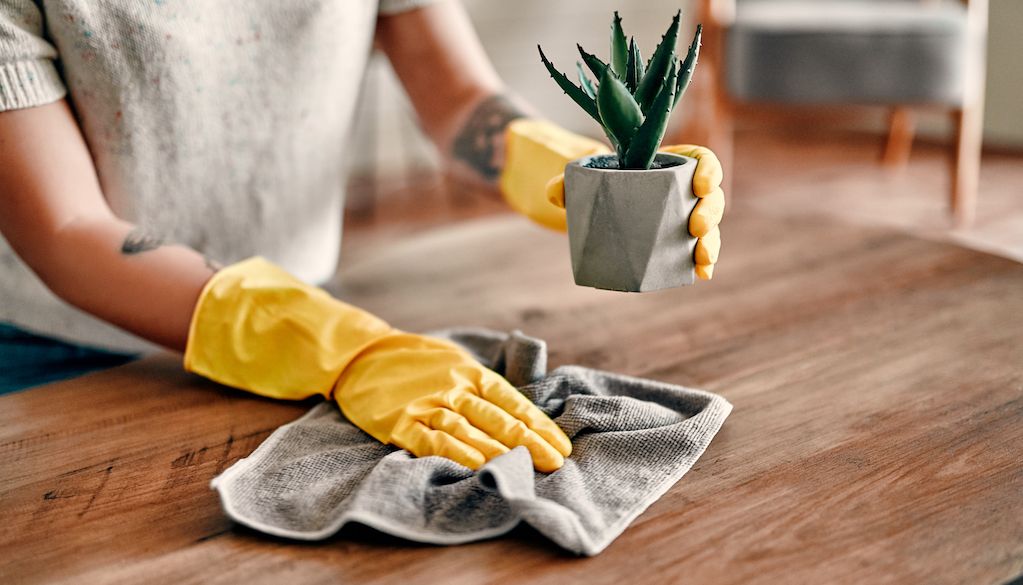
[539,11,701,170]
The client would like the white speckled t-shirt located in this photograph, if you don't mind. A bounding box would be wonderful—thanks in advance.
[0,0,433,352]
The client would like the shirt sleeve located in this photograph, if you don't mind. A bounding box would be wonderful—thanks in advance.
[0,0,66,112]
[378,0,438,16]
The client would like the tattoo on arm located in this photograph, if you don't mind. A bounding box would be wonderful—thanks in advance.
[121,227,222,272]
[203,255,223,272]
[451,94,527,181]
[120,228,165,255]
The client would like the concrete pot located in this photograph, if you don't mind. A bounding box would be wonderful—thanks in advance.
[564,152,698,292]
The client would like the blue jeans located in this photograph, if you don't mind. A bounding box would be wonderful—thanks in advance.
[0,323,138,395]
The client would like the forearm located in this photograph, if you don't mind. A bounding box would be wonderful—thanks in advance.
[40,219,214,351]
[376,0,535,182]
[0,101,212,351]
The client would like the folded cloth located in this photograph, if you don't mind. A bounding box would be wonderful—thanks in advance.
[211,328,732,556]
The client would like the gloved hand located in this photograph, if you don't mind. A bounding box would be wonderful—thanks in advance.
[500,119,724,280]
[184,257,572,472]
[499,119,608,231]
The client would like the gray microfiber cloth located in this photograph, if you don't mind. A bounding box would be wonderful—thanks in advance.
[211,328,732,556]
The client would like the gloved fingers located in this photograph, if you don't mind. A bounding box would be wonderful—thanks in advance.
[449,391,566,472]
[546,174,566,209]
[689,187,725,237]
[422,407,510,461]
[693,151,723,197]
[657,144,703,158]
[394,421,487,470]
[659,144,723,196]
[694,227,721,265]
[659,144,723,281]
[479,379,572,458]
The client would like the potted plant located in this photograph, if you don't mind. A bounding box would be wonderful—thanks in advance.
[539,11,702,292]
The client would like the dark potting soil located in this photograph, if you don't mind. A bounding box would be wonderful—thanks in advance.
[583,156,682,171]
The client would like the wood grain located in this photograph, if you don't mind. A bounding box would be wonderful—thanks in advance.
[2,211,1021,585]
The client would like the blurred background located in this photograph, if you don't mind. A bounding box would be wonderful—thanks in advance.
[344,0,1022,263]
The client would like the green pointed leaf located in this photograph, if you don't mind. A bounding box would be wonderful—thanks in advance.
[634,41,645,80]
[597,66,644,153]
[634,10,681,114]
[674,24,701,108]
[578,44,611,80]
[538,45,601,124]
[577,62,596,98]
[626,37,644,94]
[610,11,629,80]
[625,38,638,93]
[624,61,677,169]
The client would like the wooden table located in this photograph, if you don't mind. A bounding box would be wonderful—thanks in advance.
[2,212,1022,585]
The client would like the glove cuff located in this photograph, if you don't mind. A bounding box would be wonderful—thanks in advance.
[184,257,393,400]
[499,119,609,231]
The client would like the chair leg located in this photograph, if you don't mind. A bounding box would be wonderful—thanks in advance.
[950,0,988,229]
[674,61,733,195]
[705,22,734,199]
[669,64,714,146]
[711,92,734,199]
[950,105,982,228]
[670,16,733,200]
[882,107,915,169]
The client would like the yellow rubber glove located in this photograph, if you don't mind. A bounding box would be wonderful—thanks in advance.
[657,144,725,281]
[500,120,725,280]
[184,257,572,472]
[500,119,610,231]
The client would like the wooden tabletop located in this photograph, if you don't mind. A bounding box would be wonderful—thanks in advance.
[2,211,1022,585]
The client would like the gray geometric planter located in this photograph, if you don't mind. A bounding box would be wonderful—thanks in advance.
[564,152,698,292]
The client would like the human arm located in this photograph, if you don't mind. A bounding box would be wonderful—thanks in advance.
[0,100,215,350]
[0,101,569,472]
[375,0,529,183]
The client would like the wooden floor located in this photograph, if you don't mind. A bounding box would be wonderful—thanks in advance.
[343,129,1023,263]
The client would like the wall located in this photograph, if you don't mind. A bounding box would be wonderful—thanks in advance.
[980,0,1023,147]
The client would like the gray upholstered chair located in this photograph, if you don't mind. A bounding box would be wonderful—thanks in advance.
[696,0,988,225]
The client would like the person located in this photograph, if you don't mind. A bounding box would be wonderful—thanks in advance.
[0,1,724,472]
